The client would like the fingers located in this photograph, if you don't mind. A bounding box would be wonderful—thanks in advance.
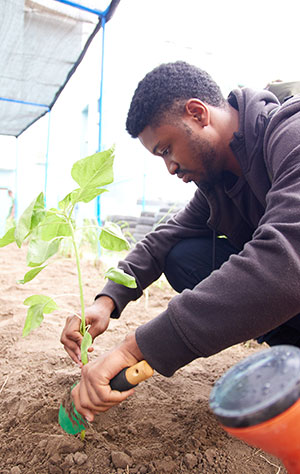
[61,299,113,365]
[60,315,83,365]
[71,349,139,420]
[85,311,110,340]
[72,377,134,422]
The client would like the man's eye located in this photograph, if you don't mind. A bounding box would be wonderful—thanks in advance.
[162,148,169,157]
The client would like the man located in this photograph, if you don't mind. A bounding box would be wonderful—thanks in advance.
[61,61,300,423]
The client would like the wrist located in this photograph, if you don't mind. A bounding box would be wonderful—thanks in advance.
[121,332,144,362]
[94,295,115,313]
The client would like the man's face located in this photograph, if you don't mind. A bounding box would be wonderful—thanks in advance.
[138,119,223,186]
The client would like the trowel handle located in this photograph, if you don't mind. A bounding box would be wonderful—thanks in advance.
[110,360,154,391]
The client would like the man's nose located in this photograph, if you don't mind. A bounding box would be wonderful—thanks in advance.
[165,159,178,175]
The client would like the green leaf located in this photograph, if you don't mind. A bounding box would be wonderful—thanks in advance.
[17,265,47,284]
[58,192,72,212]
[69,187,107,205]
[15,192,45,247]
[22,295,58,337]
[36,214,71,241]
[24,294,58,312]
[30,193,46,229]
[71,148,114,189]
[26,237,61,267]
[0,226,16,247]
[99,222,130,251]
[81,331,92,365]
[105,267,137,288]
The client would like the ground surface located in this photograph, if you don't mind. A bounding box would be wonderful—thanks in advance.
[0,244,286,474]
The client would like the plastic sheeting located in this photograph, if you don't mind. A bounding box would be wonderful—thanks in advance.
[0,0,118,137]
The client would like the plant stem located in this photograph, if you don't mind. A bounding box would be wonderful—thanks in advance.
[67,217,86,336]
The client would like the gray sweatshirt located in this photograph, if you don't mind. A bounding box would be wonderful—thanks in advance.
[98,88,300,377]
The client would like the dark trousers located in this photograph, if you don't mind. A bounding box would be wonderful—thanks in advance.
[164,236,300,347]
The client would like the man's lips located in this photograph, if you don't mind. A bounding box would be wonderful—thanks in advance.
[177,172,191,183]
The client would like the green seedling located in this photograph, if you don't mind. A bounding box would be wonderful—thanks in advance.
[0,146,136,363]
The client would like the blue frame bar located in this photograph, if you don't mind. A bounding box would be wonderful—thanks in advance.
[54,0,109,17]
[97,16,106,153]
[0,97,50,109]
[96,16,106,227]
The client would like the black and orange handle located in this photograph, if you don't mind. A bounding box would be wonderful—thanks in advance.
[110,360,154,391]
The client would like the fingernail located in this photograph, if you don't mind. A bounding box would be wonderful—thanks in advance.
[77,354,81,362]
[85,415,92,422]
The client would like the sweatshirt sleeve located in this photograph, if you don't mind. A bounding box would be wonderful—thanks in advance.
[135,98,300,377]
[96,188,212,318]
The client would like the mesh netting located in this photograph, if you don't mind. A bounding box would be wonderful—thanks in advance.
[0,0,112,136]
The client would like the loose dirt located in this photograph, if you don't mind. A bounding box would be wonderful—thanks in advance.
[0,245,286,473]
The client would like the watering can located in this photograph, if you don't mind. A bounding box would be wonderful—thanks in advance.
[209,345,300,474]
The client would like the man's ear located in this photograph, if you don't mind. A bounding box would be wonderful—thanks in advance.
[184,98,210,127]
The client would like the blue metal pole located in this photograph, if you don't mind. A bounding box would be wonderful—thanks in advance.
[96,16,106,226]
[97,17,106,153]
[53,0,105,17]
[0,97,49,109]
[44,111,51,208]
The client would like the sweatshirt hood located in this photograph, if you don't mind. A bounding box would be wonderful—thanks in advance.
[228,88,280,172]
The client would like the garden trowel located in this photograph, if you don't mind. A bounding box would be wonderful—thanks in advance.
[59,360,153,435]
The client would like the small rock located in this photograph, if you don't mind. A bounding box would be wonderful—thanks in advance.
[154,459,177,473]
[183,453,198,469]
[48,466,62,474]
[64,454,75,467]
[38,439,47,449]
[10,468,21,474]
[29,455,39,465]
[107,427,115,437]
[49,453,61,465]
[73,451,88,466]
[197,428,207,439]
[111,451,133,469]
[16,399,28,416]
[131,447,151,461]
[128,425,138,435]
[205,447,218,464]
[45,435,83,456]
[139,465,148,474]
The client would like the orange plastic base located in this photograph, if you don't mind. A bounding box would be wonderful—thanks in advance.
[222,397,300,473]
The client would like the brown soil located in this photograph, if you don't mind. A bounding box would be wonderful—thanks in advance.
[0,245,286,474]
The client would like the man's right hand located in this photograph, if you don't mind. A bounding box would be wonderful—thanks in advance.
[60,296,115,367]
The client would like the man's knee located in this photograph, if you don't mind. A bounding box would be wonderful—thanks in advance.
[164,236,238,293]
[164,237,214,293]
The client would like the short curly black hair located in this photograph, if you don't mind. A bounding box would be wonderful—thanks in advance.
[126,61,225,138]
